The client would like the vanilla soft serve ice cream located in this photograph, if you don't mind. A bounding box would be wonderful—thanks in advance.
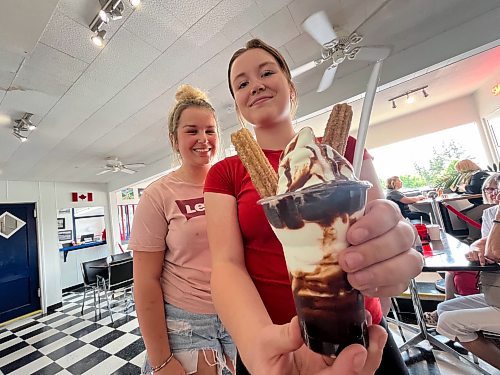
[258,126,371,356]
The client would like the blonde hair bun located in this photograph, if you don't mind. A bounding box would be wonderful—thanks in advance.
[175,84,209,103]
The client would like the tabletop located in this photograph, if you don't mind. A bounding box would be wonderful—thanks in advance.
[412,193,482,206]
[422,232,500,272]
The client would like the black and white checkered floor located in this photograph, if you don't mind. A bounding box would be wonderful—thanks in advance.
[1,291,498,374]
[0,290,144,375]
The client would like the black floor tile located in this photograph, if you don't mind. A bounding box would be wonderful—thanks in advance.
[0,333,16,345]
[70,322,102,339]
[32,331,67,349]
[108,315,136,329]
[52,317,83,331]
[89,329,125,348]
[0,340,28,358]
[31,361,64,375]
[115,338,145,361]
[19,325,52,340]
[42,313,69,326]
[10,320,39,333]
[129,327,142,336]
[111,362,141,375]
[47,339,86,361]
[0,349,43,374]
[66,349,110,374]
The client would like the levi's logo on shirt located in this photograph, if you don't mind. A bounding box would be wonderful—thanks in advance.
[175,197,205,220]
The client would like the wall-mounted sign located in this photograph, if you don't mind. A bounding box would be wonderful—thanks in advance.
[72,192,93,202]
[58,230,73,242]
[493,83,500,96]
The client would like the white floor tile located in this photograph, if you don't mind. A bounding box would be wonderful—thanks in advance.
[25,328,60,345]
[38,335,76,355]
[54,344,96,368]
[79,325,113,343]
[62,320,93,335]
[3,319,35,330]
[9,355,53,375]
[82,355,127,375]
[0,336,22,351]
[0,346,36,367]
[129,352,145,367]
[116,318,139,333]
[101,333,138,355]
[15,323,45,337]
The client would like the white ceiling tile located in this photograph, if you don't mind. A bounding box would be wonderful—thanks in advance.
[0,72,15,92]
[166,0,221,28]
[185,33,253,91]
[26,43,89,83]
[254,0,294,17]
[221,2,265,43]
[40,10,101,64]
[249,7,300,48]
[56,0,100,27]
[0,90,59,120]
[0,49,24,73]
[83,27,161,93]
[124,0,187,52]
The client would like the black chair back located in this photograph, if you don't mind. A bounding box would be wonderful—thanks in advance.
[108,259,133,291]
[110,252,132,262]
[81,258,107,285]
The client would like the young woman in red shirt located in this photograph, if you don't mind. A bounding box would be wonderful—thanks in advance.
[204,39,422,375]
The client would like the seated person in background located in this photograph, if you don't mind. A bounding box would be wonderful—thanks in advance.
[453,159,491,242]
[436,202,500,370]
[386,176,430,223]
[423,173,500,325]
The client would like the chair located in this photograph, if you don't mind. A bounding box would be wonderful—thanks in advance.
[109,251,132,262]
[80,258,108,315]
[97,258,134,323]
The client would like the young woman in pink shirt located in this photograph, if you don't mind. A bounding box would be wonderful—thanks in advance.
[204,39,423,374]
[130,85,235,375]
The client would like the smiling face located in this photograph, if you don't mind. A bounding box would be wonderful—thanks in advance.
[230,48,293,128]
[174,106,218,167]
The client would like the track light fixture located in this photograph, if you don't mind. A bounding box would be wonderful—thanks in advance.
[12,113,35,142]
[91,30,106,47]
[89,0,139,46]
[13,130,28,143]
[388,85,429,109]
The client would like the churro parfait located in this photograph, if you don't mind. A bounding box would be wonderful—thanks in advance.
[258,127,371,356]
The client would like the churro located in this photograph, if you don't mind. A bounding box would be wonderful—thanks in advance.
[322,103,353,155]
[231,128,278,198]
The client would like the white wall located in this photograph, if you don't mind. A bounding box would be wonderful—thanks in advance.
[0,180,111,312]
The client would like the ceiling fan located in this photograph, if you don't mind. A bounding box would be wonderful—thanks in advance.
[291,10,391,93]
[96,157,145,175]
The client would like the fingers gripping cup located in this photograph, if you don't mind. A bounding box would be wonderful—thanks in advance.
[258,127,371,356]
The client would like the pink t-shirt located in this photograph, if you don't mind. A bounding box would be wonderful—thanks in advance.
[129,173,214,314]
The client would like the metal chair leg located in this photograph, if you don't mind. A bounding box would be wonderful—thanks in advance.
[104,287,114,323]
[81,288,86,315]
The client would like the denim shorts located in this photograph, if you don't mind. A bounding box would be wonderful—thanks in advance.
[142,302,236,375]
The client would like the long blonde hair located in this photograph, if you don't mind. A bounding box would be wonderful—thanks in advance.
[386,176,400,190]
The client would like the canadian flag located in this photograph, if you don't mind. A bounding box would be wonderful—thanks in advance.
[72,192,94,202]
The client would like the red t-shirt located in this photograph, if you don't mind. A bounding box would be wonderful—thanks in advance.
[204,136,382,325]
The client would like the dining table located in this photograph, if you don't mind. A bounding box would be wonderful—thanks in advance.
[411,193,483,234]
[392,231,499,374]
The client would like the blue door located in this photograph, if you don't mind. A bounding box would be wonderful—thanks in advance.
[0,203,40,323]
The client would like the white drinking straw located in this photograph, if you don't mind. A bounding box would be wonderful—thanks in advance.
[420,216,423,225]
[430,215,434,225]
[352,48,391,178]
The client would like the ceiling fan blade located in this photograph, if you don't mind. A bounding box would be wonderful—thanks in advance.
[124,163,145,169]
[317,65,338,93]
[96,169,111,175]
[291,61,320,78]
[121,167,137,174]
[302,11,338,47]
[353,46,391,62]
